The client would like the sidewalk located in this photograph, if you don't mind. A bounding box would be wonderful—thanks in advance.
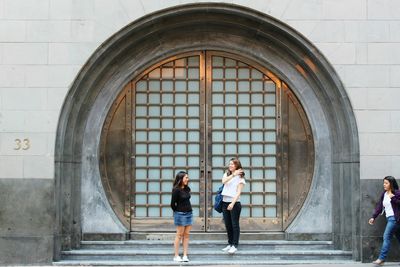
[5,264,399,267]
[185,264,397,267]
[187,264,397,267]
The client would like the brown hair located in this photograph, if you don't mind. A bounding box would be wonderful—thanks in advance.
[226,158,244,177]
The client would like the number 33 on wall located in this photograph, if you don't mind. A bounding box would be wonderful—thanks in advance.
[14,139,30,150]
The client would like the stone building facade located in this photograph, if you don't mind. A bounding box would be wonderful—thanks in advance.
[0,0,399,264]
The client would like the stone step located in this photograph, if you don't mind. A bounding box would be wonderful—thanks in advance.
[55,259,356,266]
[80,240,334,250]
[61,249,352,261]
[58,236,353,265]
[128,232,286,241]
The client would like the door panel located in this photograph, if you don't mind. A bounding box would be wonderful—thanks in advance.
[131,53,205,231]
[283,82,315,229]
[206,52,281,231]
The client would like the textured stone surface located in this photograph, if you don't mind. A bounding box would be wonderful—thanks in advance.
[3,43,48,65]
[0,178,54,264]
[0,236,53,264]
[4,0,49,20]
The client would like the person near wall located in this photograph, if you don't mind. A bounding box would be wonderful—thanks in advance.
[170,171,192,262]
[368,176,400,266]
[221,158,246,254]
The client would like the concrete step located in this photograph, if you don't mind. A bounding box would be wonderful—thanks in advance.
[57,237,354,265]
[128,232,286,241]
[80,240,334,250]
[54,259,356,266]
[60,248,352,261]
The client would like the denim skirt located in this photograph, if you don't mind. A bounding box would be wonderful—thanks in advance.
[173,211,193,226]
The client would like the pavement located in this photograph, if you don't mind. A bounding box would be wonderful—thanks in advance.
[172,264,399,267]
[4,264,400,267]
[16,264,400,267]
[199,264,399,267]
[183,264,397,267]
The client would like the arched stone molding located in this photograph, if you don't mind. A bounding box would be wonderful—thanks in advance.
[54,3,360,260]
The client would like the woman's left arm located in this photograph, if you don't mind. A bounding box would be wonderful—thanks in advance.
[227,183,244,210]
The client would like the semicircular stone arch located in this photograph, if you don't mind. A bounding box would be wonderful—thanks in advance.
[54,3,360,260]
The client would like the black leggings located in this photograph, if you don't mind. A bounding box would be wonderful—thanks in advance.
[222,201,242,247]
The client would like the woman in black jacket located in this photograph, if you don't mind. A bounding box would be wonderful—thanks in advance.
[368,176,400,265]
[170,171,192,262]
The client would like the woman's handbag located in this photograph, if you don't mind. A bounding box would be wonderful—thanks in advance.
[214,185,224,213]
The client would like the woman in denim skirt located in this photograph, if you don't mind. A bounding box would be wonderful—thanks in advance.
[369,176,400,266]
[170,171,193,262]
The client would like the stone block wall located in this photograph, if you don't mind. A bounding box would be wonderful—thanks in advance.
[0,0,399,264]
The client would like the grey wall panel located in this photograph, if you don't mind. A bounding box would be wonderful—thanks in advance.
[0,178,54,264]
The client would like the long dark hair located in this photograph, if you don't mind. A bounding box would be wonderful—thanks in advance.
[384,176,399,193]
[173,171,188,190]
[226,158,244,177]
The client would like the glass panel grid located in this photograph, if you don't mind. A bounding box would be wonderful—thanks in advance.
[211,55,277,218]
[131,53,280,223]
[133,56,201,217]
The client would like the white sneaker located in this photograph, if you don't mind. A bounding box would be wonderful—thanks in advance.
[182,255,189,262]
[228,246,237,254]
[173,255,183,262]
[222,245,231,252]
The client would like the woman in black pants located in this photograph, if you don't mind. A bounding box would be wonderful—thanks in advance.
[221,158,245,254]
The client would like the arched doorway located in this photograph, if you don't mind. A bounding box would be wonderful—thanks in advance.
[100,51,313,232]
[54,3,359,260]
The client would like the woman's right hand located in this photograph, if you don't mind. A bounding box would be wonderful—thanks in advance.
[234,169,243,176]
[368,218,375,225]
